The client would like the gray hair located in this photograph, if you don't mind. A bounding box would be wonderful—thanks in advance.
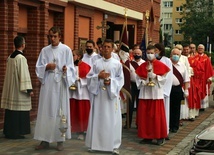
[198,44,205,49]
[171,48,181,56]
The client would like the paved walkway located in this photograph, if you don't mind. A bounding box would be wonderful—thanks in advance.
[0,103,214,155]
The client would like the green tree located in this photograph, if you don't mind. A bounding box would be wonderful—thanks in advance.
[163,33,172,47]
[159,28,163,44]
[180,0,214,46]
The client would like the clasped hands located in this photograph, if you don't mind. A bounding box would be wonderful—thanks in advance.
[98,70,111,85]
[147,72,157,79]
[46,63,67,73]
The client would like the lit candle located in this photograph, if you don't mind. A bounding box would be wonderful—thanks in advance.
[209,44,212,54]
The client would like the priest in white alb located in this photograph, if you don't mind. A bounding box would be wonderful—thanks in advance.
[85,39,124,155]
[34,26,76,151]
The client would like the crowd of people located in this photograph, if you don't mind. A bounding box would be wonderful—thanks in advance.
[0,26,213,155]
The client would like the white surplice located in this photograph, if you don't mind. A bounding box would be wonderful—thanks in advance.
[69,65,90,100]
[160,56,173,134]
[92,52,120,64]
[82,52,98,67]
[179,55,191,119]
[85,57,124,152]
[1,52,33,111]
[34,42,76,143]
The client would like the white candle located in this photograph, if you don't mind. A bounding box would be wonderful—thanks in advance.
[209,44,212,53]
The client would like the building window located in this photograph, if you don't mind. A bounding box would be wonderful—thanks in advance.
[175,30,181,35]
[176,6,183,12]
[164,13,172,18]
[163,1,173,7]
[164,24,172,30]
[176,18,183,23]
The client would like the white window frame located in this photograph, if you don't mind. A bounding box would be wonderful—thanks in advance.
[176,18,183,23]
[176,6,183,12]
[164,24,172,30]
[164,13,172,18]
[163,1,173,7]
[175,30,181,35]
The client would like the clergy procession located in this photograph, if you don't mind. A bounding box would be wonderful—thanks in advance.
[0,26,213,155]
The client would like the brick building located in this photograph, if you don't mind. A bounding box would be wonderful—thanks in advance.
[0,0,160,129]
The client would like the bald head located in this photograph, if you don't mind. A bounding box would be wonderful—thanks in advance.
[175,44,183,50]
[133,48,142,55]
[174,44,183,55]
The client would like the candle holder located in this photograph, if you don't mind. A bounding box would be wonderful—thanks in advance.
[69,84,77,90]
[102,77,110,90]
[147,75,156,87]
[59,115,68,137]
[146,62,155,87]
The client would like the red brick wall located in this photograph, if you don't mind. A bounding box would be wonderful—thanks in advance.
[74,6,95,50]
[54,12,65,43]
[27,5,42,116]
[0,0,9,128]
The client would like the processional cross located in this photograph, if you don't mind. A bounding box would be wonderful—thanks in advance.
[124,8,128,17]
[96,19,110,42]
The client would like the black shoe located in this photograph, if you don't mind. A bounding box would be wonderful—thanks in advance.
[139,139,152,144]
[165,136,170,140]
[123,124,131,129]
[56,142,64,151]
[157,139,165,145]
[35,141,49,150]
[5,135,25,139]
[122,114,126,118]
[189,118,195,121]
[171,129,178,133]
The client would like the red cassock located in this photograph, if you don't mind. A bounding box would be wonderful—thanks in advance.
[194,54,213,100]
[136,60,170,139]
[188,56,202,109]
[70,61,91,133]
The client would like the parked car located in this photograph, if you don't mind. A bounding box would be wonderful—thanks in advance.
[190,124,214,155]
